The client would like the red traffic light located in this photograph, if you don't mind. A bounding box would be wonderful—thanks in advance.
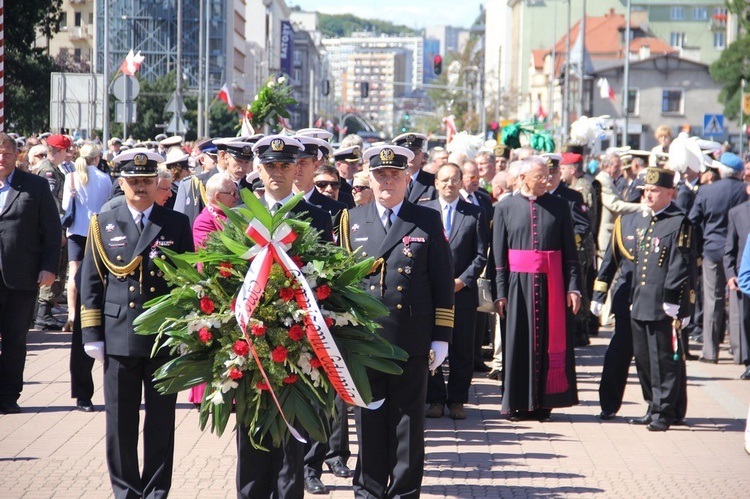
[433,55,442,75]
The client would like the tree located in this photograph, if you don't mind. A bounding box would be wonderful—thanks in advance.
[5,0,63,134]
[709,35,750,120]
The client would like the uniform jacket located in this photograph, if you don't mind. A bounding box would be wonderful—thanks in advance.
[258,197,334,244]
[406,170,437,204]
[630,203,692,321]
[338,180,355,209]
[80,203,194,357]
[341,201,454,356]
[550,183,591,238]
[568,176,600,241]
[689,177,748,262]
[423,199,488,309]
[37,159,66,215]
[595,170,642,256]
[724,200,750,280]
[0,169,62,290]
[174,169,217,226]
[308,188,347,220]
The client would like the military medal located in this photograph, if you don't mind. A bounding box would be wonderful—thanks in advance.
[653,236,661,253]
[105,223,115,232]
[404,266,411,275]
[402,236,412,257]
[352,224,359,232]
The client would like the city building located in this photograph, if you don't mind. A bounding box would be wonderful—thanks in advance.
[35,0,96,73]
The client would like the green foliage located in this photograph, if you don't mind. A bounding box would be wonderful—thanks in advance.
[318,13,418,38]
[208,102,239,138]
[709,35,750,120]
[246,76,297,132]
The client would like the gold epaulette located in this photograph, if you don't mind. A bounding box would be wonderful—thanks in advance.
[340,209,353,253]
[613,216,634,262]
[90,214,144,292]
[593,280,608,293]
[196,176,208,207]
[80,305,101,329]
[678,220,692,249]
[435,307,454,328]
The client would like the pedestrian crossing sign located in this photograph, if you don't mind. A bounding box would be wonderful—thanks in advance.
[703,114,724,136]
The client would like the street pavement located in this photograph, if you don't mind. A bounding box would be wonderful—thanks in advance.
[2,325,750,498]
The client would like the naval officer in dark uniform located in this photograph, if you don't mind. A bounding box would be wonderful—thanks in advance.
[173,139,219,225]
[80,148,194,498]
[393,132,438,204]
[340,145,454,498]
[629,167,692,432]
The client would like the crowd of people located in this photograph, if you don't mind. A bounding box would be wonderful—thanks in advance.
[1,122,750,497]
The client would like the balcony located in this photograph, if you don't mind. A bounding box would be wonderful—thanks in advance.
[68,26,89,40]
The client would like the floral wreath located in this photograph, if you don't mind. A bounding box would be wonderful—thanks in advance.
[242,75,297,133]
[135,192,407,448]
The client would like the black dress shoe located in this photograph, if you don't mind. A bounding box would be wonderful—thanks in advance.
[304,477,327,494]
[699,357,718,364]
[598,411,616,420]
[75,399,95,412]
[628,415,652,425]
[327,459,352,478]
[0,400,21,414]
[34,317,65,331]
[672,418,687,426]
[684,352,699,361]
[487,369,502,380]
[508,411,529,422]
[741,367,750,380]
[647,420,670,432]
[474,363,491,373]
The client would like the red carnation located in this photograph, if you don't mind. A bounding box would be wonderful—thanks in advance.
[310,358,322,369]
[218,262,233,277]
[283,374,298,384]
[230,297,237,311]
[198,328,212,343]
[271,345,288,363]
[256,381,270,391]
[291,255,304,268]
[288,324,304,341]
[324,317,334,328]
[315,284,332,300]
[251,324,267,336]
[200,296,215,314]
[233,340,250,357]
[279,287,295,302]
[228,367,243,380]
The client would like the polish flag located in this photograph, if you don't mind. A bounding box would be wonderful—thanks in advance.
[120,50,145,76]
[443,115,457,144]
[535,97,547,120]
[277,114,292,130]
[217,83,235,110]
[597,77,616,101]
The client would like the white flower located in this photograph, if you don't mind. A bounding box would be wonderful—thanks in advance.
[191,285,205,298]
[278,76,286,84]
[221,378,239,393]
[283,316,294,327]
[335,312,356,327]
[292,308,308,321]
[297,352,312,374]
[210,390,225,405]
[268,81,275,88]
[254,94,259,101]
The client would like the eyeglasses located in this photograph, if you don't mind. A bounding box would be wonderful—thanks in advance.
[314,180,340,189]
[219,191,239,198]
[157,186,171,192]
[465,174,479,180]
[437,177,461,185]
[352,185,371,193]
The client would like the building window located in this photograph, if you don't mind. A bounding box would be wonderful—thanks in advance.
[627,89,639,116]
[74,48,82,62]
[670,7,685,20]
[60,12,67,28]
[670,32,686,48]
[662,89,683,114]
[714,31,726,49]
[692,7,707,21]
[293,68,302,83]
[74,12,82,27]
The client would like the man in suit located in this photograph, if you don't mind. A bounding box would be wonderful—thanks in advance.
[424,163,488,420]
[173,139,219,225]
[393,132,438,204]
[217,139,258,194]
[0,133,62,414]
[724,188,750,379]
[689,152,749,363]
[80,149,194,497]
[340,144,454,498]
[294,135,346,221]
[333,145,361,208]
[235,135,334,499]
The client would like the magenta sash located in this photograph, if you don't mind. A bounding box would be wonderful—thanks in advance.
[508,249,568,394]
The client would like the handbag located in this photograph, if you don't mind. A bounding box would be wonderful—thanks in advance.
[61,173,76,229]
[477,277,496,314]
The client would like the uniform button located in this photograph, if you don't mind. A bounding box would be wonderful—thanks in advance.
[645,251,649,255]
[116,255,123,261]
[398,268,403,273]
[129,302,135,308]
[161,255,167,260]
[642,274,646,278]
[129,286,135,292]
[370,285,376,291]
[641,281,646,285]
[150,271,156,276]
[396,304,403,309]
[150,287,156,292]
[130,271,135,276]
[362,252,368,257]
[397,285,403,291]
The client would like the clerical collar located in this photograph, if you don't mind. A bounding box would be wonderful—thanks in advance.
[264,192,295,208]
[126,203,154,222]
[519,188,537,201]
[376,200,403,219]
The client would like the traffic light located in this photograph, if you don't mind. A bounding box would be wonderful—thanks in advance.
[361,81,369,98]
[433,55,442,75]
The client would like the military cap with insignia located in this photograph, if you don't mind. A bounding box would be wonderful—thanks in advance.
[364,145,415,170]
[540,153,563,169]
[494,142,511,159]
[162,148,190,168]
[392,132,427,150]
[252,135,305,164]
[296,128,334,141]
[644,167,675,188]
[623,149,651,169]
[159,135,183,149]
[113,148,162,177]
[294,135,330,159]
[333,145,362,163]
[197,139,218,155]
[218,140,255,161]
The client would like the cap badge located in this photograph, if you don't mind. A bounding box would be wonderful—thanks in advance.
[242,145,253,155]
[379,148,395,163]
[407,134,415,143]
[353,148,361,158]
[645,169,659,185]
[134,154,148,166]
[271,138,285,152]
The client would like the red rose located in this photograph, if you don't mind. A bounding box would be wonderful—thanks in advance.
[324,317,334,328]
[288,324,304,341]
[251,324,267,336]
[310,358,322,369]
[228,367,243,380]
[315,284,332,300]
[200,296,215,314]
[279,287,295,302]
[271,345,288,363]
[198,328,212,343]
[256,381,270,391]
[233,340,250,357]
[283,374,298,384]
[218,262,233,277]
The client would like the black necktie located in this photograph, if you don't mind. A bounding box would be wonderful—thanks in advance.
[136,212,144,233]
[384,208,393,232]
[272,202,282,214]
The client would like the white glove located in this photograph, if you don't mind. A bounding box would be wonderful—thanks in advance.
[681,317,690,329]
[429,341,449,371]
[663,302,679,319]
[84,341,106,363]
[590,301,604,317]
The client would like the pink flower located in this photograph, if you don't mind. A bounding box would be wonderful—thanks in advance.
[233,340,250,357]
[288,324,304,341]
[256,381,270,391]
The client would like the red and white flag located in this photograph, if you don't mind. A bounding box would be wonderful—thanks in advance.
[217,83,235,110]
[277,114,292,130]
[535,97,547,120]
[597,77,615,101]
[443,115,457,144]
[120,50,144,76]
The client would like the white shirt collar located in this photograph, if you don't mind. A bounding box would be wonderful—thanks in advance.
[126,203,154,222]
[439,197,460,211]
[264,192,296,208]
[375,200,403,220]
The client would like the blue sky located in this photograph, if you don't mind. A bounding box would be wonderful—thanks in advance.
[289,1,484,30]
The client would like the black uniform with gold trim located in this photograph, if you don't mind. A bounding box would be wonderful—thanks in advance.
[80,151,194,498]
[630,168,691,430]
[339,145,454,498]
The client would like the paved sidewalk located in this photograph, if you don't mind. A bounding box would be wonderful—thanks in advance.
[2,326,749,498]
